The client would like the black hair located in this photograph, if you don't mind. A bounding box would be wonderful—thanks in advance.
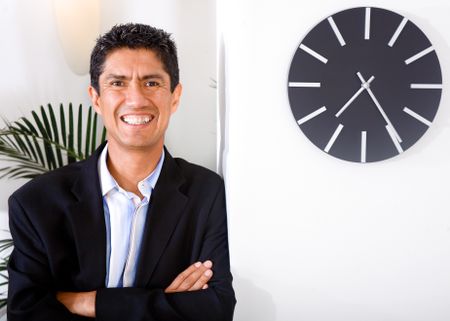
[90,23,179,93]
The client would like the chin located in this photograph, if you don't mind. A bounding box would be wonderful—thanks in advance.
[119,138,163,150]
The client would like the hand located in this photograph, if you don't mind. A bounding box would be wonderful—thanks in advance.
[56,291,96,318]
[165,260,213,293]
[335,73,375,117]
[356,72,402,143]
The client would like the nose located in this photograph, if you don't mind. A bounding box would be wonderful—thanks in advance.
[125,83,148,108]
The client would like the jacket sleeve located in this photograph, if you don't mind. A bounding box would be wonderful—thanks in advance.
[96,182,236,321]
[7,195,89,321]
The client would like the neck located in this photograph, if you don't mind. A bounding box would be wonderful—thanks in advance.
[106,141,163,197]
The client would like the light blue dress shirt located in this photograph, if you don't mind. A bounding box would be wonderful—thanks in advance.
[97,145,164,288]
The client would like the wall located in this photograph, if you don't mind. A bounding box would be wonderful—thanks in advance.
[0,0,216,212]
[220,0,450,320]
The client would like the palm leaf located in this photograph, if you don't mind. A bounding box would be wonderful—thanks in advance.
[60,103,67,148]
[77,104,83,159]
[0,103,106,180]
[10,133,31,159]
[48,104,63,167]
[2,134,19,152]
[35,108,57,169]
[20,118,47,168]
[68,103,75,163]
[13,122,39,163]
[91,112,98,154]
[31,136,46,169]
[84,107,92,158]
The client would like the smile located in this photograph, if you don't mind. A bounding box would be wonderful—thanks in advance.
[120,115,154,125]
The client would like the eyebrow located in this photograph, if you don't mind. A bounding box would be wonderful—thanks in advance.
[103,73,165,81]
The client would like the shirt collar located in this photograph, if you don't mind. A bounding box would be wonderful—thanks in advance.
[98,144,165,199]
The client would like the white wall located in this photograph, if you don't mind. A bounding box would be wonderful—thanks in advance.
[221,0,450,320]
[0,0,216,212]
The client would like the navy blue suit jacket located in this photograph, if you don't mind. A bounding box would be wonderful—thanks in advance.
[7,144,236,320]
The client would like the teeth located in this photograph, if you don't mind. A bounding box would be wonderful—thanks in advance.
[121,115,152,125]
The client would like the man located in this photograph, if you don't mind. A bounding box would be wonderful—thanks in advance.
[7,23,236,320]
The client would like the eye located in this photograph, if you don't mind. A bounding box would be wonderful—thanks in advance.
[145,81,160,87]
[110,80,124,86]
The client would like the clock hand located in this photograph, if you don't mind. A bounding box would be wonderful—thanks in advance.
[335,74,375,117]
[357,72,403,143]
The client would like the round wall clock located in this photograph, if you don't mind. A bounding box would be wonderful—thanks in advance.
[287,7,442,163]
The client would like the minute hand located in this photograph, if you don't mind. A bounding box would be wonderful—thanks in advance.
[365,87,402,143]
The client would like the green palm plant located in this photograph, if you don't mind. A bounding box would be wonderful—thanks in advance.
[0,103,106,307]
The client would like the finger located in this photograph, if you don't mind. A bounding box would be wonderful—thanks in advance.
[166,262,201,291]
[169,261,213,292]
[176,265,210,291]
[202,284,208,290]
[188,269,213,291]
[203,260,213,269]
[165,262,202,292]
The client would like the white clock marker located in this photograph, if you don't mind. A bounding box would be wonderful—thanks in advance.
[299,44,328,64]
[328,17,346,46]
[388,17,408,47]
[297,106,327,125]
[405,46,434,65]
[324,124,344,153]
[289,82,321,88]
[365,8,371,40]
[410,83,443,89]
[361,131,367,163]
[386,125,403,154]
[403,107,432,127]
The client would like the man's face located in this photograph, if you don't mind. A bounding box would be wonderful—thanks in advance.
[89,48,181,152]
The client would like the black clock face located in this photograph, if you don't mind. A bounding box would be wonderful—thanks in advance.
[288,7,442,163]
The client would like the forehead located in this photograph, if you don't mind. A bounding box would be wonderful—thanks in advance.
[101,48,167,76]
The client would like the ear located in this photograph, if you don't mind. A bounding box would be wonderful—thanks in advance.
[88,85,102,115]
[170,83,182,114]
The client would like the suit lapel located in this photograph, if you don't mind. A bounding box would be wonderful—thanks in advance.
[135,150,188,287]
[67,144,107,289]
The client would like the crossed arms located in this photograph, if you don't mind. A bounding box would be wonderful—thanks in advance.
[56,260,214,317]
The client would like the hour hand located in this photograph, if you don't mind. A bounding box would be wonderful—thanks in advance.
[335,74,375,117]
